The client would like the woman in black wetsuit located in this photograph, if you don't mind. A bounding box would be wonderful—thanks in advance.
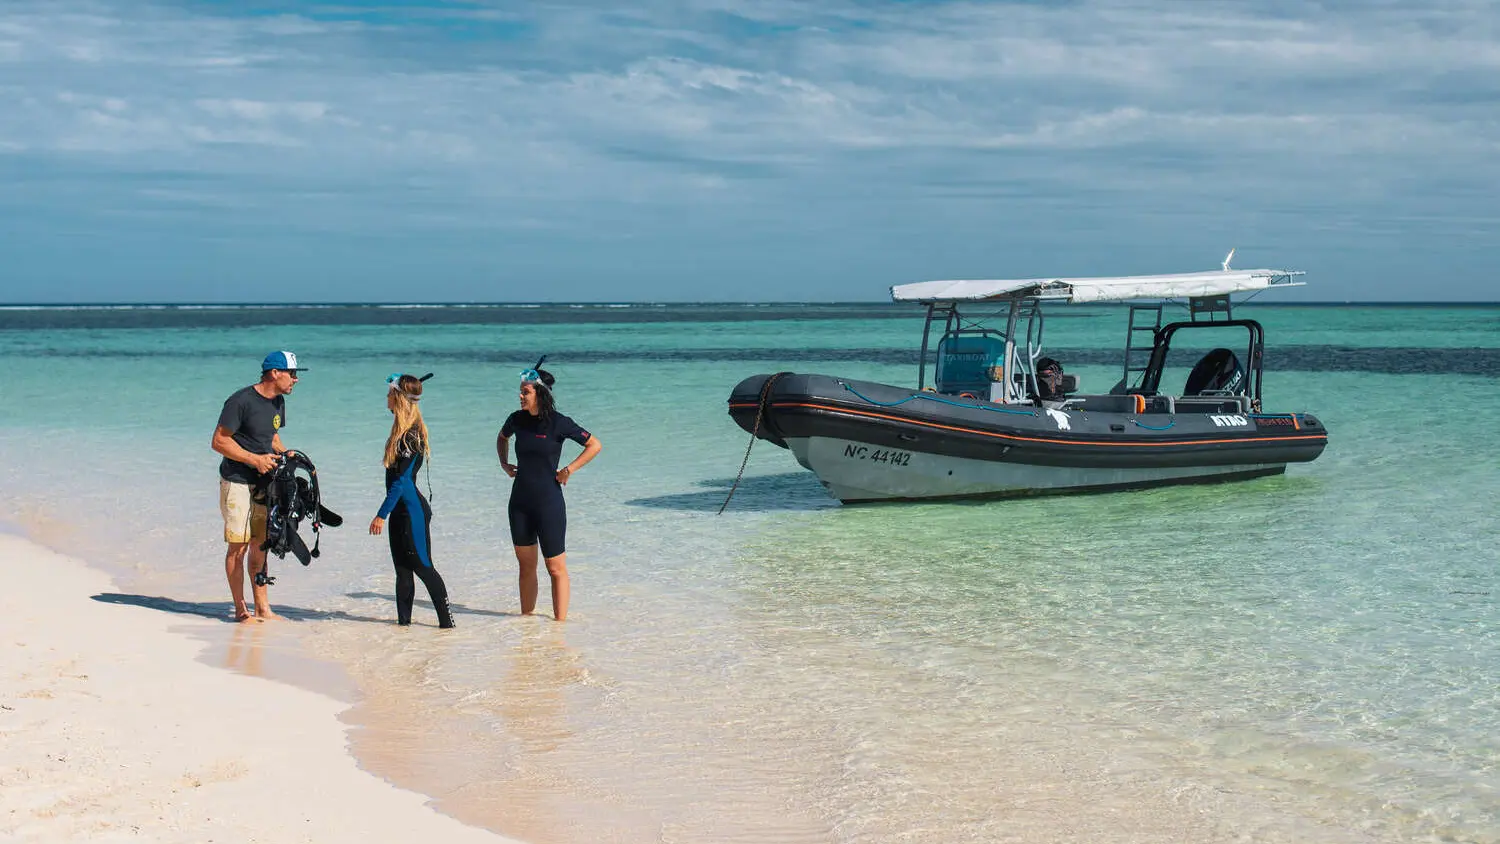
[496,366,602,621]
[368,373,454,628]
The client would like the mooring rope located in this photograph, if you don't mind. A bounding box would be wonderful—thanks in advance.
[719,372,790,515]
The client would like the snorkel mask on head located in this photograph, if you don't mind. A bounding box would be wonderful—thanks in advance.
[386,372,434,401]
[519,355,550,391]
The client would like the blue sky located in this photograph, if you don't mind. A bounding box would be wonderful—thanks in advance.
[1,0,1496,303]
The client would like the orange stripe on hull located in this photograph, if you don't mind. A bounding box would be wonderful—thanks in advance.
[729,401,1328,449]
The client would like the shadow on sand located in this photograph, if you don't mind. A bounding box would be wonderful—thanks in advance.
[625,472,835,513]
[344,591,519,620]
[90,593,389,625]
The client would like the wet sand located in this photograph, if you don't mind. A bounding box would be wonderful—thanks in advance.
[0,533,525,844]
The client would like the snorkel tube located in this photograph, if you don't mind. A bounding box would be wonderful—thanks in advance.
[520,356,552,392]
[385,372,436,401]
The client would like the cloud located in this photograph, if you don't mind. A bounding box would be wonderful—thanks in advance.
[194,99,331,123]
[0,0,1496,300]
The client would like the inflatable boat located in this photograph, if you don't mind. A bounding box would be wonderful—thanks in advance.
[728,258,1329,503]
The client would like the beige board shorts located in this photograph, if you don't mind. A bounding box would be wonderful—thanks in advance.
[219,479,268,544]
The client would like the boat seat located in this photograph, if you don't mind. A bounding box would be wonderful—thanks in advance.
[999,369,1078,396]
[1004,358,1080,406]
[1064,393,1172,414]
[1019,370,1079,394]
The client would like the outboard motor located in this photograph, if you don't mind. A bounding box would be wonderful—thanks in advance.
[1184,348,1245,395]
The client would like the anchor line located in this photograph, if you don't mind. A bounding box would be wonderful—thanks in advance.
[719,372,792,515]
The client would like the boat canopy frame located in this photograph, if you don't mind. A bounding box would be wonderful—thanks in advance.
[915,298,1047,403]
[915,296,1271,407]
[906,263,1302,405]
[1131,318,1267,406]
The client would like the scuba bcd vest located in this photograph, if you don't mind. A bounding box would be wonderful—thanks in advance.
[256,451,343,586]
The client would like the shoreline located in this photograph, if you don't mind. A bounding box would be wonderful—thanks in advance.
[0,532,526,844]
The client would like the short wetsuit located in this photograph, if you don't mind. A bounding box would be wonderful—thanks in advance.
[502,410,591,559]
[378,430,453,628]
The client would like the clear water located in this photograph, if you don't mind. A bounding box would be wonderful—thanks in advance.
[2,303,1498,843]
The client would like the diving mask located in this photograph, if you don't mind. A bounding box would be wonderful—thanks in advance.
[520,368,550,391]
[385,372,433,401]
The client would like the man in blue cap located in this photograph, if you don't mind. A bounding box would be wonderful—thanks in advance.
[210,351,306,622]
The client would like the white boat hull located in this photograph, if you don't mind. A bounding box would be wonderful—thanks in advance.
[787,436,1286,503]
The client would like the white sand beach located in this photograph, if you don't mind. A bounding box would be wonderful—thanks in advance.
[0,533,523,844]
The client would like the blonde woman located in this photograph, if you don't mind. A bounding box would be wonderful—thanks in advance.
[368,373,454,628]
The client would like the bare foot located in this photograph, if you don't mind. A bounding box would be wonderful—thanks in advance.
[254,608,283,621]
[235,611,260,624]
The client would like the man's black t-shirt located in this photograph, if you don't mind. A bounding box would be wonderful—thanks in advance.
[501,411,590,495]
[217,385,287,483]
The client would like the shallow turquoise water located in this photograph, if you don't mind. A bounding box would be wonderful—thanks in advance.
[2,303,1498,842]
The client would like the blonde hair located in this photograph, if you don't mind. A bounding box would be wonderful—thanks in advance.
[384,374,431,468]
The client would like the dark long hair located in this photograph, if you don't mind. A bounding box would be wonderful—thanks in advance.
[532,368,556,423]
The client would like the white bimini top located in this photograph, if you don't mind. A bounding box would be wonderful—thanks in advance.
[890,269,1305,305]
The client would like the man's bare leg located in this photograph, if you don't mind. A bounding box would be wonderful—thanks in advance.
[246,543,280,620]
[224,542,254,622]
[515,544,540,615]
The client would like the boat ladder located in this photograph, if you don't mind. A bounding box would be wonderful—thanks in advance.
[1121,303,1161,389]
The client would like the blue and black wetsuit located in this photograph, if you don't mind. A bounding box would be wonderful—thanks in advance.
[379,431,454,628]
[502,410,591,558]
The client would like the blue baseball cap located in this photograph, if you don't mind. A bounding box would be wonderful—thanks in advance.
[262,350,307,372]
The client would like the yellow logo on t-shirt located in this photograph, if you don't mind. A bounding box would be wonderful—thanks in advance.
[273,414,282,430]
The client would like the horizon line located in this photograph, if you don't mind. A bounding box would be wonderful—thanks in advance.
[1,300,1498,308]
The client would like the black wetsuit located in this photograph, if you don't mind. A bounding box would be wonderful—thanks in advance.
[378,431,453,628]
[502,410,591,558]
